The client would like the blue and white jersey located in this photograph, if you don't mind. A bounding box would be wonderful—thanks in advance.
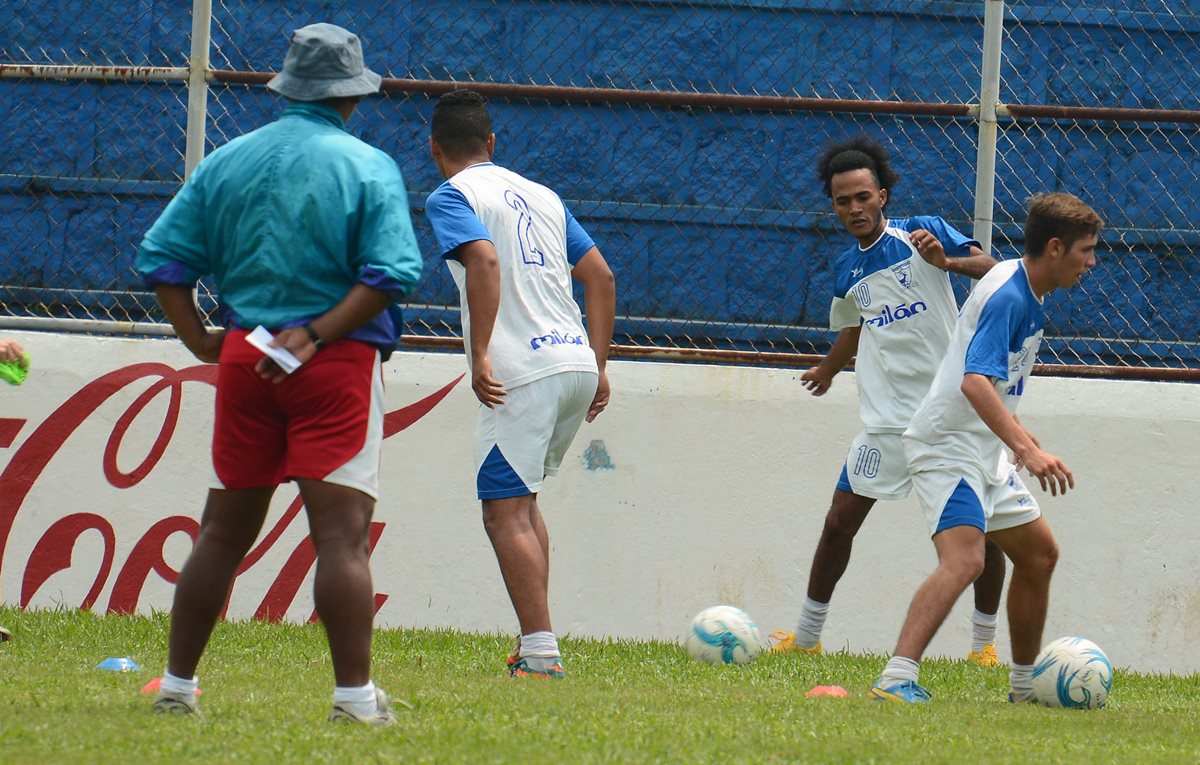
[903,258,1045,478]
[425,162,598,388]
[829,216,978,433]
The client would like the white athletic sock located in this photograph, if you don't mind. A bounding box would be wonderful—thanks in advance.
[520,631,561,672]
[1010,662,1035,700]
[793,597,829,649]
[519,631,560,658]
[880,656,921,686]
[970,609,999,653]
[333,680,378,718]
[160,670,198,696]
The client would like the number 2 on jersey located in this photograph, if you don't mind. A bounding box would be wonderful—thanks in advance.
[505,189,545,267]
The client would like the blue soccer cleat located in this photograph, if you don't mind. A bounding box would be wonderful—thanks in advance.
[868,679,932,703]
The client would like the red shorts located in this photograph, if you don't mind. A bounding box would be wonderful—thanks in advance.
[211,329,384,498]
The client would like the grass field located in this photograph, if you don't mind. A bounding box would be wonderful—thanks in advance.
[1,607,1197,764]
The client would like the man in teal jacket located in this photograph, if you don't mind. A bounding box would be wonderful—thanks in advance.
[137,23,422,726]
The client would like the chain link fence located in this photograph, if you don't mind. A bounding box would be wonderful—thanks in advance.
[2,1,1198,372]
[0,2,190,327]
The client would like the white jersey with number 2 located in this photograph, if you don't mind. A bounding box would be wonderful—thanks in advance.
[425,162,598,389]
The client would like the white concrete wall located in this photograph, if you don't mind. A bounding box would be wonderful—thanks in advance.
[1,330,1197,673]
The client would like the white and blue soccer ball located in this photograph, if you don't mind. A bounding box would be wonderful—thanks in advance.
[684,605,762,665]
[1031,636,1113,709]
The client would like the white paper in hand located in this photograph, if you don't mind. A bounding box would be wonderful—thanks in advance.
[245,325,303,374]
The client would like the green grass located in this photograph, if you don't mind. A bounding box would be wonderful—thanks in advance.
[1,607,1198,764]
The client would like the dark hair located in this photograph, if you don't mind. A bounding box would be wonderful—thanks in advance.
[816,136,900,200]
[1024,192,1104,257]
[431,89,493,159]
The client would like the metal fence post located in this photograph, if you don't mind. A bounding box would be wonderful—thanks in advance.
[972,0,1005,255]
[184,0,213,179]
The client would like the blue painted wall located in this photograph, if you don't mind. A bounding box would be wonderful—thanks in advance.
[2,1,1198,365]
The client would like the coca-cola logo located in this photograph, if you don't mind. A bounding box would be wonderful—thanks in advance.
[0,362,463,621]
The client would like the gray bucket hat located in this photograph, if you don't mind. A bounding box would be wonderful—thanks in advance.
[266,23,382,101]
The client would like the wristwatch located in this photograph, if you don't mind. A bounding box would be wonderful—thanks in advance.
[301,323,324,350]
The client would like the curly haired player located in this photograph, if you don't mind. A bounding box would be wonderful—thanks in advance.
[769,136,1006,666]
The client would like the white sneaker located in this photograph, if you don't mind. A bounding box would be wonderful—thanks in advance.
[328,687,397,727]
[153,689,201,717]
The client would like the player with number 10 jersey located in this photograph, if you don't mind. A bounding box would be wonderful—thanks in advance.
[767,137,1003,663]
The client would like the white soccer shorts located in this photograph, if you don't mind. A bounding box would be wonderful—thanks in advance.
[835,431,913,501]
[474,370,598,500]
[909,454,1041,536]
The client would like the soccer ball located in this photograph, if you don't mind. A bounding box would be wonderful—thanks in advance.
[684,605,762,665]
[1031,636,1113,709]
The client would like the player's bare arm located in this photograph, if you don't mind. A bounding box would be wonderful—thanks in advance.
[154,284,226,363]
[1007,414,1043,471]
[256,283,393,383]
[459,239,506,408]
[572,246,616,422]
[944,244,998,280]
[911,232,996,280]
[802,324,860,396]
[961,373,1073,496]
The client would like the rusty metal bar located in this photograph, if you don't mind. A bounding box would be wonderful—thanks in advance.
[0,316,177,337]
[9,65,1200,125]
[399,336,1200,383]
[11,65,1199,125]
[210,70,976,117]
[402,335,827,367]
[1029,363,1200,383]
[0,320,1189,383]
[1002,103,1200,125]
[0,64,190,82]
[206,71,1200,125]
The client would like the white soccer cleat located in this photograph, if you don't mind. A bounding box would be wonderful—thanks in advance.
[153,689,201,717]
[328,687,398,727]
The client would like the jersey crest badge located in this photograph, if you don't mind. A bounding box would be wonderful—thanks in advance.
[1010,344,1031,373]
[890,262,916,289]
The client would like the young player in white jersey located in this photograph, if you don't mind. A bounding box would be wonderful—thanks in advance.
[425,89,616,679]
[769,137,1007,664]
[870,192,1103,703]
